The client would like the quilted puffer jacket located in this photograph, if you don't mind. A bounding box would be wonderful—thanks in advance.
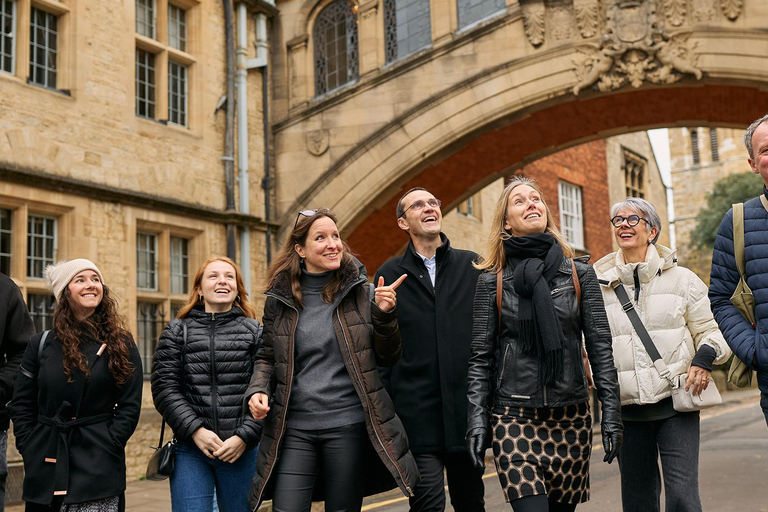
[152,306,263,448]
[596,244,731,406]
[245,258,419,510]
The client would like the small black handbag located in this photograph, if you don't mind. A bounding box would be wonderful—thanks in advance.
[145,321,188,481]
[145,420,176,481]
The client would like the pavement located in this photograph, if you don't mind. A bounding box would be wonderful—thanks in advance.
[8,388,765,511]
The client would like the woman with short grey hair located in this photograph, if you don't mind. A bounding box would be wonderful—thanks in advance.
[594,198,731,512]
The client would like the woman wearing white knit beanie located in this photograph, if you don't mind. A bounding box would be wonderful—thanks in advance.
[9,258,142,512]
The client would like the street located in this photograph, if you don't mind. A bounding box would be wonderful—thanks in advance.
[363,391,768,512]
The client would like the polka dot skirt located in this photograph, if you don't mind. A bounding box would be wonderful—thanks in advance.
[491,402,592,505]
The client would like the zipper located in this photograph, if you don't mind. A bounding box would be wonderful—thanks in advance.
[550,285,574,295]
[209,312,219,433]
[335,308,414,497]
[254,294,299,509]
[497,344,510,389]
[543,385,548,407]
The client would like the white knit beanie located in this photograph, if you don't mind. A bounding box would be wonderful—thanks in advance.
[44,259,104,301]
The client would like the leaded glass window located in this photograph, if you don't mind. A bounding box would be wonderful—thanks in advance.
[28,293,54,331]
[170,236,188,294]
[457,0,505,29]
[136,48,156,118]
[137,301,164,375]
[168,4,186,51]
[710,128,719,162]
[137,232,157,290]
[27,215,55,278]
[136,0,155,39]
[559,181,583,249]
[29,8,57,88]
[0,0,15,74]
[168,60,187,127]
[0,209,10,275]
[314,0,359,97]
[623,150,646,199]
[691,129,700,165]
[384,0,431,63]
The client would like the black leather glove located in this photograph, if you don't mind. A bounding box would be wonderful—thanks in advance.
[466,427,489,469]
[601,423,623,464]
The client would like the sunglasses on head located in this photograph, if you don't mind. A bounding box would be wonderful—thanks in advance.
[294,208,331,230]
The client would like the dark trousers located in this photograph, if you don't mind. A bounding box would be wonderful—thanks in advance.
[271,422,367,512]
[25,494,125,512]
[510,495,577,512]
[760,391,768,428]
[618,412,702,512]
[409,451,485,512]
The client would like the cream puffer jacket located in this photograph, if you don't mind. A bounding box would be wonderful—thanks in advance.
[594,244,731,406]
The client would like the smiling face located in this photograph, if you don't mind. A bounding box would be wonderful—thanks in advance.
[199,260,238,313]
[67,270,103,319]
[295,216,344,273]
[613,208,657,256]
[504,184,548,237]
[397,190,442,240]
[749,122,768,188]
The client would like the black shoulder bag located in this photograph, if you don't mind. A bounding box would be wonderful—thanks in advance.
[146,320,187,481]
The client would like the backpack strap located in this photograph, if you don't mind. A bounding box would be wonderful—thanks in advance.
[571,259,581,310]
[732,203,746,278]
[37,329,51,366]
[496,270,503,332]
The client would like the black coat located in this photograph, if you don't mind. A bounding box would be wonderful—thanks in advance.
[466,258,622,434]
[375,234,480,453]
[9,330,142,505]
[0,274,35,430]
[152,306,263,448]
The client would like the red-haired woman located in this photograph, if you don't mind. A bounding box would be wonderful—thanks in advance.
[10,259,142,512]
[152,256,262,512]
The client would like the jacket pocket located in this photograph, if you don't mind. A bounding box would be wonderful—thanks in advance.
[496,344,510,390]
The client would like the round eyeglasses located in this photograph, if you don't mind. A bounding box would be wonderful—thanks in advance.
[399,198,442,218]
[610,214,647,228]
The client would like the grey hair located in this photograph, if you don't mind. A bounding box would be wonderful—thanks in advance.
[744,114,768,159]
[609,197,662,244]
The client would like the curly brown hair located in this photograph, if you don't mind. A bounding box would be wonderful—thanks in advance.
[55,284,136,386]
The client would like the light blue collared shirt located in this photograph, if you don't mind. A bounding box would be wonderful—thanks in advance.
[416,252,437,286]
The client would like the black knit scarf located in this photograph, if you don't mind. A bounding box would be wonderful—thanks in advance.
[503,232,566,386]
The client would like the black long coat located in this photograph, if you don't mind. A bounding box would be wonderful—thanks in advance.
[9,330,142,505]
[375,234,480,453]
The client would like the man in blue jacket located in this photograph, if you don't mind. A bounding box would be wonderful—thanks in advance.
[376,188,484,512]
[709,113,768,427]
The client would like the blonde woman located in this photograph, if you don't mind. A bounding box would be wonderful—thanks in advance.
[466,177,622,512]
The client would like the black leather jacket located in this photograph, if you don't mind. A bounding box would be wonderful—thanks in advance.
[466,258,622,434]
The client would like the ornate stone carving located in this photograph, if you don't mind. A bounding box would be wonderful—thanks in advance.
[662,0,686,26]
[692,0,719,23]
[306,129,330,156]
[549,5,578,42]
[521,0,546,47]
[720,0,742,20]
[572,0,702,95]
[574,0,600,38]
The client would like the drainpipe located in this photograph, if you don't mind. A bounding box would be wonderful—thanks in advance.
[223,0,237,261]
[236,2,271,294]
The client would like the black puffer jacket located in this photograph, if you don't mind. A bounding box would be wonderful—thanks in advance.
[467,258,622,433]
[152,306,263,448]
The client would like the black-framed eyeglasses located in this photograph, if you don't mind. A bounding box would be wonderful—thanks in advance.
[294,208,330,230]
[399,198,442,218]
[610,214,647,227]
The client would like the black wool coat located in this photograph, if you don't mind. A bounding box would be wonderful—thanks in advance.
[375,234,480,454]
[0,274,35,430]
[9,330,143,505]
[152,306,263,448]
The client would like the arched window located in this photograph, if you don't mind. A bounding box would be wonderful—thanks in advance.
[384,0,431,63]
[457,0,505,29]
[314,0,359,97]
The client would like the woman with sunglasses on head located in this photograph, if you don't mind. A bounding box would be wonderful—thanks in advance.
[593,198,730,512]
[152,257,263,512]
[9,259,142,512]
[246,208,419,512]
[466,177,623,512]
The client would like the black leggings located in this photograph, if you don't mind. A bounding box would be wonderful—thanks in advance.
[511,494,578,512]
[271,422,368,512]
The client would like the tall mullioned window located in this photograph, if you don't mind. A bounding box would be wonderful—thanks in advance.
[558,181,584,249]
[0,0,15,74]
[136,49,156,118]
[457,0,505,29]
[314,0,359,97]
[137,232,158,290]
[170,236,188,294]
[710,128,719,162]
[168,4,186,51]
[27,215,55,278]
[384,0,431,63]
[168,60,187,126]
[29,8,57,88]
[137,301,164,375]
[28,293,55,331]
[0,208,10,275]
[691,129,700,165]
[624,150,646,199]
[136,0,156,39]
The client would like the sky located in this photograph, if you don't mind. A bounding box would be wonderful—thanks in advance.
[647,128,677,249]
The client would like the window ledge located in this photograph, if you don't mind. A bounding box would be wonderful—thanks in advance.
[32,0,70,16]
[168,48,196,66]
[136,34,166,54]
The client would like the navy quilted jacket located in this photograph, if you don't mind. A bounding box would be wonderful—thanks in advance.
[709,191,768,394]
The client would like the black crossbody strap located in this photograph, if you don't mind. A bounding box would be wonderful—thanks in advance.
[156,319,188,448]
[612,282,671,381]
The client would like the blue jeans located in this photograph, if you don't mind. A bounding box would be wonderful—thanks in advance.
[618,412,702,512]
[170,439,257,512]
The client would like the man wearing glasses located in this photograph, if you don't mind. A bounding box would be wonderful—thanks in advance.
[375,188,485,512]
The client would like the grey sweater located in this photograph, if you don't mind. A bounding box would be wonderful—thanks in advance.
[287,270,365,430]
